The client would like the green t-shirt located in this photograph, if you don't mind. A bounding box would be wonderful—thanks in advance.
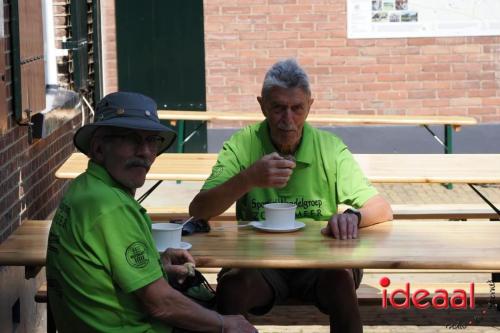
[202,121,377,221]
[46,161,171,333]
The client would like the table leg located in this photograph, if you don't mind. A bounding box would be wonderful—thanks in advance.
[177,120,185,154]
[444,124,453,189]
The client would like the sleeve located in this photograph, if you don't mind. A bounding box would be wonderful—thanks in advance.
[201,140,244,190]
[85,206,164,293]
[335,145,378,209]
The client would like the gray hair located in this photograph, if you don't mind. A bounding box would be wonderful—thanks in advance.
[261,59,311,98]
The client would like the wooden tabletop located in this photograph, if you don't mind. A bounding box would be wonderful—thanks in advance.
[0,220,50,266]
[189,220,500,270]
[2,220,500,271]
[158,110,477,127]
[56,153,500,184]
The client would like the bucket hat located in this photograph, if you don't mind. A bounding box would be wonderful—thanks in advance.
[73,92,177,155]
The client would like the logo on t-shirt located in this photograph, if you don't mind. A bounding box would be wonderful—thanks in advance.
[125,242,150,268]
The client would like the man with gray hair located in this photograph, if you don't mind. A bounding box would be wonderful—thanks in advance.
[189,59,393,332]
[46,92,256,333]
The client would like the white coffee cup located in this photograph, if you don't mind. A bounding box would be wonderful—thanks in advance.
[152,222,183,251]
[264,203,297,229]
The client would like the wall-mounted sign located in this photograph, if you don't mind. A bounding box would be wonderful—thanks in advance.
[347,0,500,38]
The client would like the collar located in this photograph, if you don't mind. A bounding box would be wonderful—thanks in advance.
[258,121,313,166]
[86,160,146,212]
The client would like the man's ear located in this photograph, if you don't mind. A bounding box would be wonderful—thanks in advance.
[257,96,268,117]
[89,136,105,163]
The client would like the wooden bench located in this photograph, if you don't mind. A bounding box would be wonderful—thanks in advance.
[157,110,477,154]
[147,203,500,221]
[34,279,494,326]
[55,153,500,184]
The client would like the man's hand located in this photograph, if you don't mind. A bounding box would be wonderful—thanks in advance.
[223,314,258,333]
[160,248,196,283]
[321,213,359,240]
[243,152,296,188]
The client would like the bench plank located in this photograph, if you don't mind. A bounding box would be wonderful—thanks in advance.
[55,153,500,184]
[158,110,477,127]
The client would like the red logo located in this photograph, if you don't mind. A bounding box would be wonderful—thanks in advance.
[379,277,475,310]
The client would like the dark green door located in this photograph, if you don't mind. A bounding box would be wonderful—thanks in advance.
[115,0,207,152]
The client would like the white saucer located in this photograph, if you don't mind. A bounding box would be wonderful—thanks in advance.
[157,241,192,252]
[250,221,305,233]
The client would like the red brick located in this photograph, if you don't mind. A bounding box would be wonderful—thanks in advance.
[315,39,346,48]
[435,37,467,45]
[436,72,467,80]
[438,90,467,98]
[467,72,495,80]
[468,89,497,98]
[406,73,437,81]
[359,47,390,56]
[222,6,251,14]
[423,99,449,107]
[482,98,500,106]
[283,22,314,30]
[435,54,465,63]
[362,83,391,91]
[408,90,436,99]
[468,107,496,115]
[452,45,482,54]
[407,38,437,45]
[330,48,359,56]
[377,74,405,82]
[421,45,450,55]
[450,97,482,106]
[345,57,377,65]
[452,81,480,89]
[283,5,313,14]
[377,91,407,100]
[254,23,284,31]
[406,55,436,64]
[452,63,482,73]
[361,65,391,73]
[377,56,405,64]
[344,92,376,101]
[251,5,284,14]
[422,81,451,89]
[390,64,420,73]
[269,0,296,4]
[422,64,450,73]
[346,74,376,83]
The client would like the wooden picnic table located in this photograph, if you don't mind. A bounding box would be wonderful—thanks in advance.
[158,110,477,154]
[3,220,500,271]
[56,153,500,184]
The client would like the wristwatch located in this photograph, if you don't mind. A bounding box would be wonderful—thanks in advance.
[344,208,362,227]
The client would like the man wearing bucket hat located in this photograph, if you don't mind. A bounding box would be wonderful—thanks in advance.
[46,92,255,333]
[189,59,393,333]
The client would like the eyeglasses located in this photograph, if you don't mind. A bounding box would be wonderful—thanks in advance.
[103,132,165,151]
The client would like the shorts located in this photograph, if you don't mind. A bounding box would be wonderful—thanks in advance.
[217,268,363,315]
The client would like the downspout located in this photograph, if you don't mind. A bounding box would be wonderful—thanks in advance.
[42,0,57,87]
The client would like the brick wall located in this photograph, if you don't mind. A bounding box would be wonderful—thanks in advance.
[203,0,500,126]
[0,1,80,331]
[102,1,500,126]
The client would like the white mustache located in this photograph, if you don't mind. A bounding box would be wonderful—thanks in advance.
[125,159,152,169]
[277,123,296,131]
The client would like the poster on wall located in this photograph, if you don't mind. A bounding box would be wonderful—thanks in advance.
[347,0,500,38]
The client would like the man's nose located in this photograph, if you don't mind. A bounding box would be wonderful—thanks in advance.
[135,140,155,157]
[282,107,294,122]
